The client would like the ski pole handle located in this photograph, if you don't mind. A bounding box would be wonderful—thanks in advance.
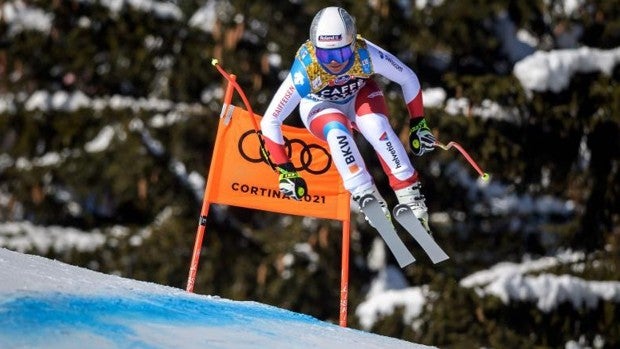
[435,141,489,181]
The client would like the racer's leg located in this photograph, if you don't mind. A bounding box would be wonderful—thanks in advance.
[353,79,418,190]
[299,99,373,193]
[300,99,391,225]
[354,80,431,231]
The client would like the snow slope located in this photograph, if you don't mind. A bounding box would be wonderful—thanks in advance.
[0,248,432,349]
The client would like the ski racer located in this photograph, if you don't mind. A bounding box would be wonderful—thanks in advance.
[260,6,436,231]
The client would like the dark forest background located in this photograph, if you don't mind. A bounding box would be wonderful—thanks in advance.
[1,1,619,348]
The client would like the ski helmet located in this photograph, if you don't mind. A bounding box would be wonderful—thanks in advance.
[309,7,356,49]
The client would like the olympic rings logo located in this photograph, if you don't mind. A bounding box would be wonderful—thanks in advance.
[237,130,332,175]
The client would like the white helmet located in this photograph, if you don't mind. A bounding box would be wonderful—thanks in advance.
[310,7,356,49]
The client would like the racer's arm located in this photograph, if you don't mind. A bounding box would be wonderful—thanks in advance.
[365,39,424,120]
[260,71,302,165]
[366,39,435,155]
[260,60,308,200]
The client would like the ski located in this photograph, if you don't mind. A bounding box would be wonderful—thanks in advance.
[393,204,449,264]
[358,194,416,268]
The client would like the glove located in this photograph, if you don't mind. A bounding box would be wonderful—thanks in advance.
[409,118,436,156]
[276,162,308,200]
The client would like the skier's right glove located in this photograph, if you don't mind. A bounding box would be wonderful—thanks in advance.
[276,162,307,200]
[409,117,436,156]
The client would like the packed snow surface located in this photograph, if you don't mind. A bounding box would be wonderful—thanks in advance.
[0,248,431,349]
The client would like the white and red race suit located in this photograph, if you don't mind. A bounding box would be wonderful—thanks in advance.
[260,37,425,194]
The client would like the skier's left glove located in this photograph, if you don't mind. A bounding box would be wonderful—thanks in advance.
[276,162,307,200]
[409,118,436,156]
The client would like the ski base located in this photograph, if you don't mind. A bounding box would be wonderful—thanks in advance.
[358,194,416,268]
[393,204,449,264]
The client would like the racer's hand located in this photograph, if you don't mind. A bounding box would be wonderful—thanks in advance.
[409,118,436,156]
[276,162,307,200]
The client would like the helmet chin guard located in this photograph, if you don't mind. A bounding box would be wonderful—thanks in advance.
[310,7,356,49]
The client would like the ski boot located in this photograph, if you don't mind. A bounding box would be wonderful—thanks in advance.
[352,184,390,228]
[395,182,431,233]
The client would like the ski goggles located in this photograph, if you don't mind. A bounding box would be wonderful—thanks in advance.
[315,45,354,65]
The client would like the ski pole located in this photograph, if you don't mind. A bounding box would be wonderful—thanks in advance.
[211,59,275,170]
[435,141,489,181]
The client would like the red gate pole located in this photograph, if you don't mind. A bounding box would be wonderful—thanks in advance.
[186,73,237,293]
[339,218,351,327]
